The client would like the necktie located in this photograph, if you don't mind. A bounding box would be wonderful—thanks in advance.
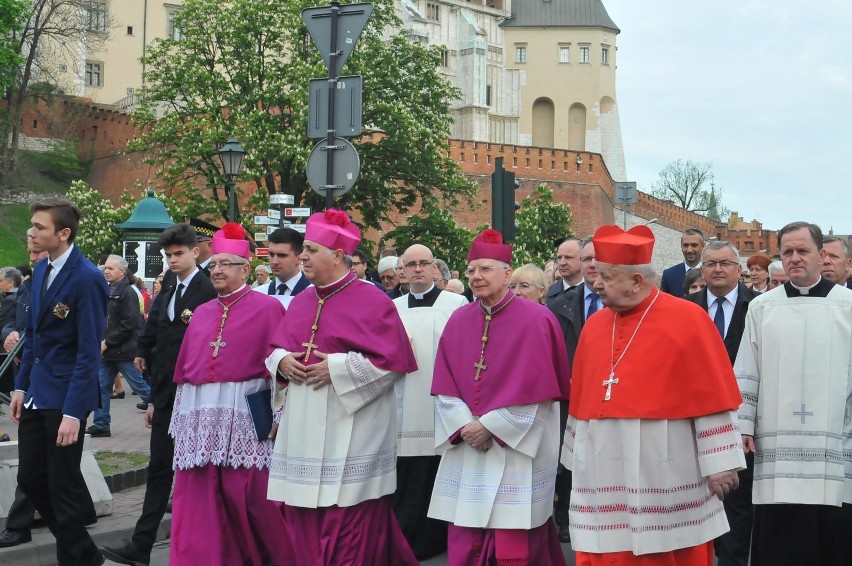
[42,262,53,298]
[176,283,185,304]
[586,292,599,319]
[714,296,726,338]
[277,283,288,296]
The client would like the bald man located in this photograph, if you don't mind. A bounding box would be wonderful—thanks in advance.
[392,244,467,559]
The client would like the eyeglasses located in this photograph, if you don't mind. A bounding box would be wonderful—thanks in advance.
[351,261,364,266]
[465,265,508,277]
[208,261,248,271]
[404,260,433,270]
[380,274,397,281]
[701,260,739,270]
[508,282,539,291]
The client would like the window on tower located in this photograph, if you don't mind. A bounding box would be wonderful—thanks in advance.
[515,46,527,63]
[559,44,570,63]
[602,46,610,65]
[579,45,590,64]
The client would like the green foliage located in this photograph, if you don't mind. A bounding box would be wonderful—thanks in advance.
[385,204,475,275]
[0,0,27,89]
[513,184,573,267]
[20,142,85,185]
[0,204,33,265]
[67,180,133,261]
[129,0,476,229]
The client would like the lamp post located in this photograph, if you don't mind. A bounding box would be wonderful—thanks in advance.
[218,137,247,222]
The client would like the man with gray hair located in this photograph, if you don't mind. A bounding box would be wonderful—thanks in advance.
[433,258,450,290]
[683,240,758,566]
[768,260,788,289]
[88,254,151,437]
[736,221,852,565]
[564,225,744,564]
[377,255,401,295]
[820,235,851,288]
[0,267,23,331]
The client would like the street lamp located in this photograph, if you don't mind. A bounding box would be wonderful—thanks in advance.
[218,137,246,221]
[644,218,658,226]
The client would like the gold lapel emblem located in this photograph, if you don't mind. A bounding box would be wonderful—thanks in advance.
[180,308,193,324]
[53,302,70,319]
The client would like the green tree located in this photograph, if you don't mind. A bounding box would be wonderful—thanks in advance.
[513,184,573,267]
[0,0,27,89]
[1,1,113,185]
[384,204,475,276]
[129,0,476,230]
[650,159,729,220]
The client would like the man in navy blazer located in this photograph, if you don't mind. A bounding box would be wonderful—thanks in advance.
[252,227,310,306]
[660,228,705,298]
[10,198,109,566]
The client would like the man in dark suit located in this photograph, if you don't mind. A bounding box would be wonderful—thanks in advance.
[547,235,603,542]
[820,235,851,288]
[10,198,109,566]
[660,228,705,298]
[252,227,310,306]
[683,240,756,566]
[189,217,216,276]
[546,237,583,306]
[100,223,216,566]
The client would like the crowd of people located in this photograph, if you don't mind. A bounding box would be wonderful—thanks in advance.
[1,196,851,566]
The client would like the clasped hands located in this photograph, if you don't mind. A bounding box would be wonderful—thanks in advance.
[461,421,493,453]
[278,352,331,390]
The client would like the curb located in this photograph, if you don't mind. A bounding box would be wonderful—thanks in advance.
[104,464,149,493]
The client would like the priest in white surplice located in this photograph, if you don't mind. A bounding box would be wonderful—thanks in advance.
[428,229,572,565]
[736,221,852,566]
[564,225,745,566]
[391,244,467,560]
[265,210,419,566]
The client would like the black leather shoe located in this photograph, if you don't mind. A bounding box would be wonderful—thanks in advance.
[86,425,111,437]
[0,529,32,547]
[136,402,148,411]
[0,433,10,442]
[111,391,125,399]
[100,542,150,566]
[558,523,571,544]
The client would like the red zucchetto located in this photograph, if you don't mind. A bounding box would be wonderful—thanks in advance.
[593,225,655,265]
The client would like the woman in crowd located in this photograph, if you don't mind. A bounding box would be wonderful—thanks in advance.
[747,254,771,294]
[683,267,705,295]
[509,263,549,304]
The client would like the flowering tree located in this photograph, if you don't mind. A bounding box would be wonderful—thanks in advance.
[66,180,133,261]
[513,184,573,267]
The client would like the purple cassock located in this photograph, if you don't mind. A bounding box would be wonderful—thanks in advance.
[431,291,571,412]
[430,291,572,566]
[168,287,294,566]
[269,270,419,566]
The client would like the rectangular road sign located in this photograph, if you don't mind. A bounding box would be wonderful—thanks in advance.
[289,224,307,233]
[284,207,312,217]
[267,209,281,220]
[308,75,363,139]
[615,182,638,205]
[254,232,268,241]
[255,248,269,257]
[269,193,295,205]
[266,225,277,234]
[253,215,278,225]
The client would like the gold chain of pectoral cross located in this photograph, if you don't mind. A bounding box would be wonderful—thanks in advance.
[210,287,253,358]
[473,294,515,381]
[302,277,357,362]
[604,289,660,401]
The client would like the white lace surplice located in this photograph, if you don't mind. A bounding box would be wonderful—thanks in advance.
[562,411,745,555]
[169,377,277,471]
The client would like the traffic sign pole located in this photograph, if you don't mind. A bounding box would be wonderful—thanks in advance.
[325,0,340,210]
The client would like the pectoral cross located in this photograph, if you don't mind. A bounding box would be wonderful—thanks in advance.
[210,336,227,357]
[473,358,487,381]
[602,372,619,401]
[302,339,319,362]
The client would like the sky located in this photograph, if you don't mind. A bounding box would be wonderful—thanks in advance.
[603,0,852,234]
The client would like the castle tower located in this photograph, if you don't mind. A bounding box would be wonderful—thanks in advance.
[501,0,627,180]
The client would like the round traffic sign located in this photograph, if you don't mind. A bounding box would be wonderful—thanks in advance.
[306,137,361,198]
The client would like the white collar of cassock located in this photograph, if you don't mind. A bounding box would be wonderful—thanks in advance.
[219,283,248,297]
[411,284,435,300]
[790,277,822,296]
